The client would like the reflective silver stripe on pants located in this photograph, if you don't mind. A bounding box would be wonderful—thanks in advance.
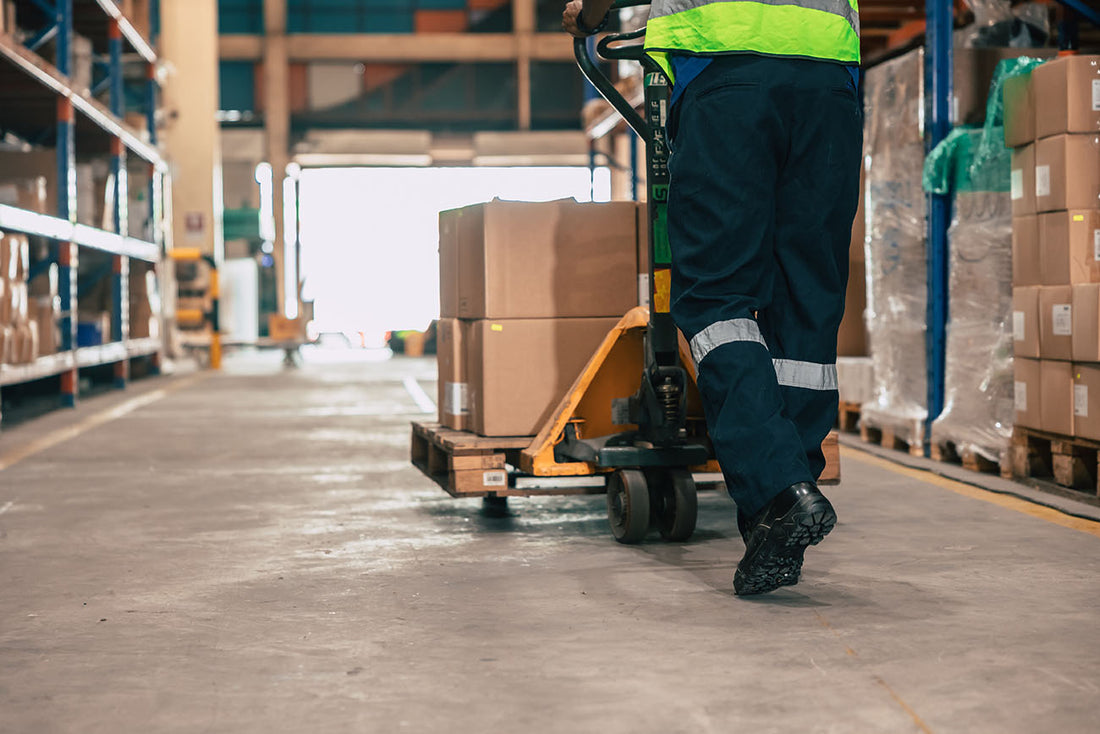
[773,359,838,391]
[650,0,860,34]
[690,318,768,366]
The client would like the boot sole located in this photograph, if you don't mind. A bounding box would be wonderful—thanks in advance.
[733,496,836,596]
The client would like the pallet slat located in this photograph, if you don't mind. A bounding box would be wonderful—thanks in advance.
[860,417,925,457]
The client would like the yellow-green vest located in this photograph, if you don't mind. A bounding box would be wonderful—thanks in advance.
[645,0,861,83]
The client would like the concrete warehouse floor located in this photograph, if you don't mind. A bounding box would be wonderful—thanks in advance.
[1,349,1099,734]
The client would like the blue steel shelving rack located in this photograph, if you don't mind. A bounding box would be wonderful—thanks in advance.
[922,0,1100,454]
[0,0,167,407]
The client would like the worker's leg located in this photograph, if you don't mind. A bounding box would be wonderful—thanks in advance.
[757,61,862,479]
[666,55,813,518]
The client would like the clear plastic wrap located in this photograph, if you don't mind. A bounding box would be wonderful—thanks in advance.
[926,60,1020,463]
[960,0,1051,48]
[860,49,929,446]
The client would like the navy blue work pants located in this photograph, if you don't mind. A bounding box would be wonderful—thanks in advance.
[667,55,862,517]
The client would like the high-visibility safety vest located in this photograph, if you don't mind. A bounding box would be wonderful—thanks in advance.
[644,0,861,83]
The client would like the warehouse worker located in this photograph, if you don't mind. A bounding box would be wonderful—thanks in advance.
[564,0,861,595]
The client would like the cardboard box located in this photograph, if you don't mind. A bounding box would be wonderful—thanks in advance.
[0,324,11,364]
[0,278,7,324]
[1014,357,1041,430]
[1033,55,1100,140]
[636,202,650,308]
[838,258,868,357]
[1035,134,1100,213]
[454,200,638,320]
[32,297,60,355]
[1072,283,1100,362]
[1011,144,1036,217]
[1013,215,1040,286]
[0,232,28,281]
[1040,359,1074,436]
[467,317,618,436]
[438,208,460,318]
[268,314,302,342]
[436,317,469,430]
[5,281,27,325]
[1013,286,1041,359]
[1003,71,1036,147]
[1072,363,1100,441]
[1039,285,1073,360]
[1040,210,1100,286]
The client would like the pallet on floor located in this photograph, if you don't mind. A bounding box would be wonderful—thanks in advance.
[410,422,531,498]
[837,401,861,433]
[930,439,1012,479]
[859,417,925,457]
[1011,427,1100,498]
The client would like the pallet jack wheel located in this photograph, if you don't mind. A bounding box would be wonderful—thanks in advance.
[651,468,697,542]
[607,469,650,544]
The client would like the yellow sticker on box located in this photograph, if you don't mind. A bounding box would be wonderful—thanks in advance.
[654,268,672,314]
[1074,215,1086,222]
[491,324,503,332]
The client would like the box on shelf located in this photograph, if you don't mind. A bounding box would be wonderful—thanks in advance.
[1034,134,1100,214]
[0,325,11,364]
[1032,55,1100,140]
[1071,283,1100,362]
[1040,359,1074,436]
[268,314,303,342]
[1012,215,1040,286]
[31,297,59,355]
[28,262,59,299]
[0,176,48,214]
[1011,144,1036,217]
[1072,363,1100,441]
[1039,285,1073,360]
[1003,71,1036,147]
[0,151,58,214]
[1013,285,1040,358]
[77,312,110,347]
[1014,357,1041,430]
[1040,210,1100,285]
[436,317,468,431]
[452,199,638,320]
[1,232,29,281]
[466,316,618,437]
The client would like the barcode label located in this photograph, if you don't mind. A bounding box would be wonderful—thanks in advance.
[483,471,507,487]
[1015,381,1027,412]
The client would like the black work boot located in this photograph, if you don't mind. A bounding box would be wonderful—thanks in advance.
[733,482,836,596]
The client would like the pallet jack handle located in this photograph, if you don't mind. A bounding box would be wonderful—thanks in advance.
[573,0,654,139]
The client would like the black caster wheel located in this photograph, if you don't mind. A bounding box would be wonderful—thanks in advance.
[607,469,650,544]
[651,468,697,542]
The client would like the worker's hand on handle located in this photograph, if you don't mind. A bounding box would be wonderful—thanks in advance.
[562,0,615,38]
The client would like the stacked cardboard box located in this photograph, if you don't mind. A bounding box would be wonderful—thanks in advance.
[0,231,39,365]
[1010,56,1100,440]
[129,263,160,340]
[437,199,639,437]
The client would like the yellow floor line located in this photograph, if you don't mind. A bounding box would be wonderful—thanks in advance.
[841,445,1100,539]
[0,374,205,473]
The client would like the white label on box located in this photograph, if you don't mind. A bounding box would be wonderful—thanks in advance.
[445,382,468,415]
[1011,169,1023,200]
[1094,229,1100,261]
[1015,381,1027,412]
[638,273,650,308]
[1035,165,1051,198]
[483,470,507,487]
[1013,311,1025,342]
[1053,304,1073,336]
[1093,79,1100,112]
[1076,384,1089,418]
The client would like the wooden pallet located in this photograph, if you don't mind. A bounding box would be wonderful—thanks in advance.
[930,440,1012,479]
[859,417,925,457]
[410,422,531,498]
[1011,427,1100,498]
[837,401,861,434]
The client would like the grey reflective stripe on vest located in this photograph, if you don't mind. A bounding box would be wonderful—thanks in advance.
[690,318,767,366]
[773,359,838,391]
[650,0,860,34]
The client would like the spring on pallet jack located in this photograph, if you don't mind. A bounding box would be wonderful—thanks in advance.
[656,377,680,423]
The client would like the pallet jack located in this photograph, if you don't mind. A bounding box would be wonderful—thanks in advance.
[412,1,722,542]
[535,4,713,543]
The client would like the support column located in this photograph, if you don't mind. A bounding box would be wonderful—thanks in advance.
[514,0,534,130]
[264,0,291,316]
